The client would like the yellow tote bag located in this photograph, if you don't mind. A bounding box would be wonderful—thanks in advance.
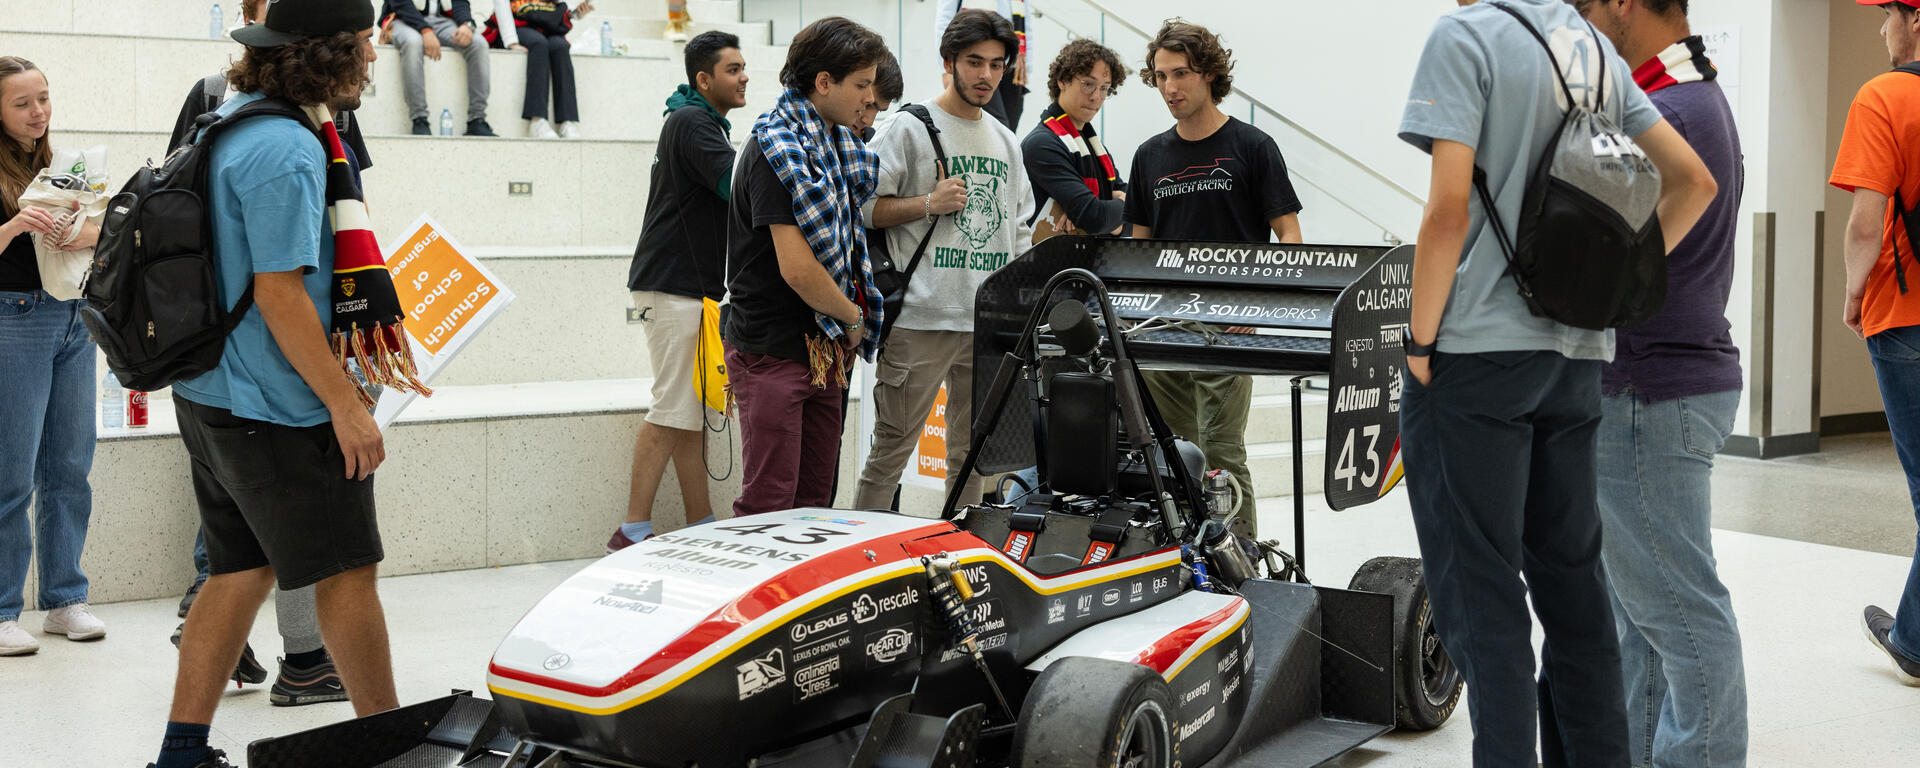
[694,298,730,413]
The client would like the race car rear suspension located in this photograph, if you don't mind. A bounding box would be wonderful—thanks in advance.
[922,554,1016,721]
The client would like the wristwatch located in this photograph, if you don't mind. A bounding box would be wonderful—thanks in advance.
[1401,326,1436,358]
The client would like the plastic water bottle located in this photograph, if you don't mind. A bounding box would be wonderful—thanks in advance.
[100,371,125,430]
[209,3,223,39]
[439,108,453,137]
[600,21,613,56]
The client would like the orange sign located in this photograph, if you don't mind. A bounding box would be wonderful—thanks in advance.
[915,385,950,480]
[388,220,502,355]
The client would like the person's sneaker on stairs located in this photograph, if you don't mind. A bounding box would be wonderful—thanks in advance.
[43,603,105,641]
[1861,604,1920,686]
[411,117,431,135]
[271,656,350,706]
[178,577,205,618]
[0,620,39,656]
[466,118,498,137]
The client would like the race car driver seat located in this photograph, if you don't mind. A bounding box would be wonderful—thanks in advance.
[957,370,1167,576]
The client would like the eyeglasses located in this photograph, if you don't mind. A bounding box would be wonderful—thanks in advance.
[1074,78,1117,98]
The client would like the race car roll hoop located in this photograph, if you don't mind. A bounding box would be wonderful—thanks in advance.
[953,234,1418,583]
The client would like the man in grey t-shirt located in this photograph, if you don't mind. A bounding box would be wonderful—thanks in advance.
[1397,1,1717,764]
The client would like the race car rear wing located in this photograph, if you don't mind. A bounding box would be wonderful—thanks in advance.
[970,236,1414,516]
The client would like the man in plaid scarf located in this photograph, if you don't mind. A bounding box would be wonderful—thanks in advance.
[723,17,889,516]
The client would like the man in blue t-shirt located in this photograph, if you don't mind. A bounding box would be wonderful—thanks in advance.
[1577,1,1751,765]
[154,3,397,768]
[1398,1,1718,764]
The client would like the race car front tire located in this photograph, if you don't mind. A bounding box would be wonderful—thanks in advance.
[1011,656,1178,768]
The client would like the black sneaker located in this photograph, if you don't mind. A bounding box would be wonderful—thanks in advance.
[465,118,497,137]
[177,577,205,618]
[1861,605,1920,686]
[271,656,350,706]
[411,118,431,136]
[170,624,269,685]
[233,643,269,685]
[146,748,234,768]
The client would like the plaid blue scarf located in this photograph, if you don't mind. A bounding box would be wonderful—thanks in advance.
[752,88,883,361]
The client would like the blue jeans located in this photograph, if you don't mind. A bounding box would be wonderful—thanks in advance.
[1866,325,1920,662]
[1597,390,1746,768]
[1401,351,1627,768]
[0,291,96,622]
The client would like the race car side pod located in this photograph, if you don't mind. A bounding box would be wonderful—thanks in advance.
[942,268,1207,541]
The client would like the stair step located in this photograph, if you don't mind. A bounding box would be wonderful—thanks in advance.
[60,129,659,251]
[18,0,749,43]
[0,29,782,144]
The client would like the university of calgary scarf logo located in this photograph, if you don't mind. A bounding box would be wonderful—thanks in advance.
[305,104,432,408]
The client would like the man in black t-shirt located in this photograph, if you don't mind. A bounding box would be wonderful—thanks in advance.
[724,18,888,517]
[1126,21,1303,531]
[612,32,749,552]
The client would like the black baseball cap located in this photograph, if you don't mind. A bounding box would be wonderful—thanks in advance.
[232,0,376,48]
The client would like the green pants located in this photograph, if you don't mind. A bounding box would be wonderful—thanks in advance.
[1142,371,1256,536]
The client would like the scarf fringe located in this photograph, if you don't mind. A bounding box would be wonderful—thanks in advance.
[806,335,854,390]
[332,322,436,409]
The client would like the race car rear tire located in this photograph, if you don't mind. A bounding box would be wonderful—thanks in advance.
[1349,556,1463,731]
[1011,656,1178,768]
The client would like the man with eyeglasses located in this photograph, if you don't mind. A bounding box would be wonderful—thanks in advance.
[1022,38,1128,241]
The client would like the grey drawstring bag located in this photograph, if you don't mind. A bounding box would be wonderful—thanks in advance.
[1475,2,1666,331]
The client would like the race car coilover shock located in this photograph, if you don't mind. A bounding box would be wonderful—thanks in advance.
[922,554,1016,720]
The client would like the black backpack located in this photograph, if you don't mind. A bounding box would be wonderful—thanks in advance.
[82,98,316,391]
[1885,63,1920,294]
[1475,2,1667,331]
[867,104,949,346]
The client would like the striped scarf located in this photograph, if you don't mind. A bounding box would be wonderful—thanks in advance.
[751,88,883,385]
[1633,35,1717,95]
[303,105,431,408]
[1029,102,1120,225]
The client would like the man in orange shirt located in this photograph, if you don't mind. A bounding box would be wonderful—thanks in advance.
[1831,0,1920,687]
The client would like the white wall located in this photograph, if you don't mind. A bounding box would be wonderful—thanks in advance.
[1823,0,1893,420]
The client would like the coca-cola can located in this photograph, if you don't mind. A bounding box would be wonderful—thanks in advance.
[128,390,149,428]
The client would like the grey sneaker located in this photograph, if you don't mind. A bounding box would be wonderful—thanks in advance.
[271,656,350,706]
[178,577,205,618]
[1861,605,1920,686]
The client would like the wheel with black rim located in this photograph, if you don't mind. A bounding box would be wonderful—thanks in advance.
[1011,656,1178,768]
[1349,556,1462,731]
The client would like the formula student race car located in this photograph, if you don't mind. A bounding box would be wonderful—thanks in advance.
[247,237,1461,768]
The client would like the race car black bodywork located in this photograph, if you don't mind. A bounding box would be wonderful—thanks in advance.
[245,237,1456,768]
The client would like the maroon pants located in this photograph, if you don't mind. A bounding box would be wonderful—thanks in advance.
[727,348,845,516]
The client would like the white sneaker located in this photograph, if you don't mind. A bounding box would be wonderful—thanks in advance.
[0,620,39,655]
[528,117,559,139]
[43,603,106,641]
[558,122,582,139]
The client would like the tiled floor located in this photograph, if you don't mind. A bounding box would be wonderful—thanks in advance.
[4,437,1918,767]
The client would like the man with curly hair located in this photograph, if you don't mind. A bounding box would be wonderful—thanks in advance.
[1022,38,1128,241]
[1126,21,1304,530]
[154,1,397,766]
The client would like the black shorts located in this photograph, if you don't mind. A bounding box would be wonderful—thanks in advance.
[175,397,384,590]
